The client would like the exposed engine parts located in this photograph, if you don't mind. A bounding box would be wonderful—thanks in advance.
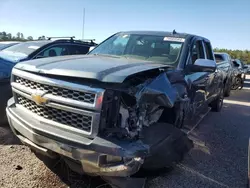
[104,73,189,140]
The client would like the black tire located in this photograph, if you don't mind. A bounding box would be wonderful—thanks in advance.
[231,77,241,90]
[211,88,224,112]
[224,84,231,97]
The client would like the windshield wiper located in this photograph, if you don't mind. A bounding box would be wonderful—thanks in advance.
[92,53,121,58]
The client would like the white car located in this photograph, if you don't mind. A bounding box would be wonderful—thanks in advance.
[0,41,20,51]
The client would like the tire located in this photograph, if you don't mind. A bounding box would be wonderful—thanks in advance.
[224,84,231,97]
[231,77,241,90]
[211,88,224,112]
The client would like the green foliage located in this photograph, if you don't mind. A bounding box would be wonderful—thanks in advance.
[0,31,45,41]
[214,48,250,64]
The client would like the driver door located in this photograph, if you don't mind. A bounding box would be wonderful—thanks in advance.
[185,38,209,118]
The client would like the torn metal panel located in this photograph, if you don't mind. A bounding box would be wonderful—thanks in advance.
[135,73,178,108]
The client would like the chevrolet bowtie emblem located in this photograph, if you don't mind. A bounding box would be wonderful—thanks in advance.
[31,93,48,106]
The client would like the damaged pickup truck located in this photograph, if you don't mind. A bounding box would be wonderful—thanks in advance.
[6,31,224,179]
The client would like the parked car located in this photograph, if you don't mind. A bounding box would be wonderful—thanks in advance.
[0,37,97,124]
[6,31,224,182]
[231,59,247,89]
[214,52,233,96]
[0,41,20,51]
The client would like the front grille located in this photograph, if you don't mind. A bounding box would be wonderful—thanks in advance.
[17,95,92,132]
[15,76,95,104]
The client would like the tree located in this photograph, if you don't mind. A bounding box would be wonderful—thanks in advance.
[38,35,46,40]
[16,32,21,39]
[27,36,33,41]
[7,33,12,39]
[20,33,24,39]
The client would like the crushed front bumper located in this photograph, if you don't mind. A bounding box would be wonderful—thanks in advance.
[6,98,147,177]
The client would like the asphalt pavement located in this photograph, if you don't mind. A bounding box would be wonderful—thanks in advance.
[146,76,250,188]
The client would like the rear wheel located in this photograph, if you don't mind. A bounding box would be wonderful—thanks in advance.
[211,88,224,112]
[231,77,241,90]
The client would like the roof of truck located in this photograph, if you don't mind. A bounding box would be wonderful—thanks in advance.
[119,30,207,40]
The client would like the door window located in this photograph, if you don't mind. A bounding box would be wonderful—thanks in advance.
[69,45,90,55]
[191,40,205,64]
[37,45,70,57]
[204,41,214,60]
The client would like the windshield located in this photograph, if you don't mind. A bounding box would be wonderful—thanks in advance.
[0,43,18,51]
[0,41,50,56]
[215,54,225,63]
[89,33,184,65]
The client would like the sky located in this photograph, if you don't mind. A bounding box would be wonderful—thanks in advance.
[0,0,250,50]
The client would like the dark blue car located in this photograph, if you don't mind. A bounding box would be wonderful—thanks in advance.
[0,38,97,123]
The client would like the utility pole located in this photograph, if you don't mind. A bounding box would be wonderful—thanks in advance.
[82,8,85,40]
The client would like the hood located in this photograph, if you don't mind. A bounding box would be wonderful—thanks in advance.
[14,55,172,83]
[0,50,27,63]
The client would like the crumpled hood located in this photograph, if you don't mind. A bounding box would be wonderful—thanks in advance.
[14,55,171,83]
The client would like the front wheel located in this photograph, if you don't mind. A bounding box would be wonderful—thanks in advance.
[210,88,224,112]
[224,83,231,97]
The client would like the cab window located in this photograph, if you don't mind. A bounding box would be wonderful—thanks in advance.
[191,40,205,64]
[204,41,214,60]
[37,45,70,57]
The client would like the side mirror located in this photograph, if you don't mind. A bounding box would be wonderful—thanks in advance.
[188,59,217,72]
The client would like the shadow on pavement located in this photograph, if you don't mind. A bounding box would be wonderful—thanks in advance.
[0,125,21,145]
[146,88,250,187]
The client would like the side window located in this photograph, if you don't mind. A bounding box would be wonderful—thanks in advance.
[204,41,214,60]
[191,40,205,64]
[37,45,70,57]
[69,45,90,55]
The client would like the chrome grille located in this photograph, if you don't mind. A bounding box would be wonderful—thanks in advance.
[15,76,95,104]
[17,94,92,132]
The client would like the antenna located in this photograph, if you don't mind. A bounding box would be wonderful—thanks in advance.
[82,8,85,40]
